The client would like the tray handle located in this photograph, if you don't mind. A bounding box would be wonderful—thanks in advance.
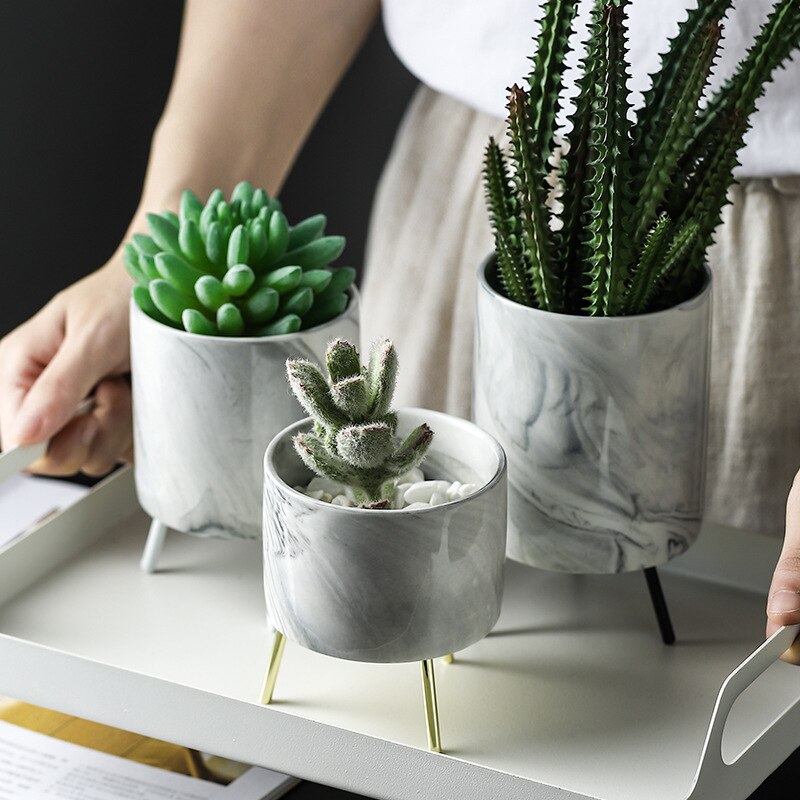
[688,624,800,799]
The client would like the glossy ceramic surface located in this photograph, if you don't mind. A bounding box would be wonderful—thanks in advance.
[474,259,711,573]
[263,408,507,662]
[131,292,359,539]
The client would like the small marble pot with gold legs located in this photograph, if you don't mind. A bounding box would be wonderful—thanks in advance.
[261,408,507,752]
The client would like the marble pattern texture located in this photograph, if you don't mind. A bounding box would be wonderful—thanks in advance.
[473,260,712,574]
[263,408,507,663]
[130,292,359,540]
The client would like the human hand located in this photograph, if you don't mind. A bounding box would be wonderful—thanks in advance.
[766,472,800,664]
[0,260,133,476]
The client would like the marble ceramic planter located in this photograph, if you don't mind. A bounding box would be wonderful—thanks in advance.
[263,408,507,663]
[474,257,712,574]
[130,290,359,540]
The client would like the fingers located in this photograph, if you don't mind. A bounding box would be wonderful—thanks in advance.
[11,330,116,447]
[766,472,800,665]
[28,377,132,478]
[0,268,131,450]
[83,378,133,476]
[0,310,64,450]
[27,414,99,477]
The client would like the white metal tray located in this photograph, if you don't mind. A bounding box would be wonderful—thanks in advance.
[0,468,798,800]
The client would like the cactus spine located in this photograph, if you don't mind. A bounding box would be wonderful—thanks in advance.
[286,339,434,507]
[483,0,800,316]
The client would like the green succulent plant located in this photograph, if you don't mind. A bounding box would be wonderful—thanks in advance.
[124,181,356,336]
[484,0,800,316]
[286,339,434,507]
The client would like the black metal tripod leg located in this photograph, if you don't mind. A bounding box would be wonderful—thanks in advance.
[644,567,676,645]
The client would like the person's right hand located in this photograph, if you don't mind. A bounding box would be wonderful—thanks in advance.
[0,260,133,476]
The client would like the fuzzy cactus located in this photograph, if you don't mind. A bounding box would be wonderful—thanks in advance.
[124,181,355,336]
[286,339,434,507]
[484,0,800,316]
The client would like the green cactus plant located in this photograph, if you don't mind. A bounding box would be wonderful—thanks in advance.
[124,181,356,336]
[484,0,800,316]
[286,339,434,507]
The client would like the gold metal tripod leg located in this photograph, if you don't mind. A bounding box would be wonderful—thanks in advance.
[441,653,454,664]
[260,631,286,704]
[420,659,442,753]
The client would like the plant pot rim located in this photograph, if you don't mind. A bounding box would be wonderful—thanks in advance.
[130,285,359,345]
[264,406,507,516]
[477,255,712,323]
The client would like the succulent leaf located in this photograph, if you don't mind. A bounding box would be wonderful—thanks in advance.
[507,84,562,311]
[248,221,268,263]
[223,264,255,297]
[179,219,208,266]
[182,308,218,336]
[280,286,314,317]
[255,313,301,336]
[335,423,394,468]
[633,0,734,165]
[583,1,636,317]
[133,233,161,257]
[286,339,434,504]
[270,236,346,270]
[195,275,230,312]
[287,359,348,430]
[623,216,672,315]
[147,213,182,256]
[226,224,249,268]
[366,339,398,419]
[179,189,203,226]
[330,375,371,420]
[300,268,333,294]
[482,139,533,306]
[486,0,799,317]
[216,303,245,336]
[127,185,349,335]
[252,188,269,215]
[231,180,255,205]
[302,292,348,330]
[293,431,355,487]
[132,284,175,327]
[525,0,579,166]
[260,265,302,293]
[241,286,279,324]
[326,339,362,382]
[123,244,148,286]
[287,214,327,251]
[155,253,205,296]
[262,211,290,265]
[384,424,434,475]
[633,21,722,246]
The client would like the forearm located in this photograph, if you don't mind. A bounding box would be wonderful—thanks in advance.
[130,0,379,234]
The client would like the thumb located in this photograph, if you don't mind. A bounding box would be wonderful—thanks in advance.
[11,336,109,445]
[767,475,800,664]
[767,547,800,628]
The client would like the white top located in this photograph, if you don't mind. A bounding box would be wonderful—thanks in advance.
[383,0,800,178]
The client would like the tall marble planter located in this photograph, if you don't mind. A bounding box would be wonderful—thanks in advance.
[261,407,507,751]
[130,290,359,561]
[474,258,712,575]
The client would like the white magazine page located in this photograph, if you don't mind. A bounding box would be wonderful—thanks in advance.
[0,720,295,800]
[0,475,88,550]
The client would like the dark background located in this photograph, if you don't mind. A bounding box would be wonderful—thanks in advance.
[0,2,797,799]
[0,0,416,335]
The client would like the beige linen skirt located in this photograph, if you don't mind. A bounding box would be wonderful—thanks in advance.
[362,85,800,536]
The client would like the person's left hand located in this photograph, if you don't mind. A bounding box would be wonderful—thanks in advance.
[766,471,800,664]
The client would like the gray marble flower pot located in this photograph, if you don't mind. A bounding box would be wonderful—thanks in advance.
[130,291,359,541]
[474,258,712,574]
[263,408,507,663]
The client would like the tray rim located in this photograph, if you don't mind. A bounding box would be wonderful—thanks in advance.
[0,469,798,800]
